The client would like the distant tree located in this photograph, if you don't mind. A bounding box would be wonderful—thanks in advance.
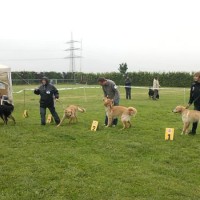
[118,63,128,76]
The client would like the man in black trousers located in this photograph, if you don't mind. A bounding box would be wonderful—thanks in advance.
[186,71,200,135]
[125,77,131,99]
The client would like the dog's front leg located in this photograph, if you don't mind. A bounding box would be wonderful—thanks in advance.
[126,121,131,128]
[182,122,188,135]
[181,124,185,135]
[2,115,8,125]
[121,121,126,130]
[181,131,184,135]
[106,115,113,127]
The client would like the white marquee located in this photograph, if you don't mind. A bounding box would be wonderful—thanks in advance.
[0,65,13,103]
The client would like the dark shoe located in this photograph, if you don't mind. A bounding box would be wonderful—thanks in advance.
[41,123,46,125]
[188,131,196,135]
[55,120,60,125]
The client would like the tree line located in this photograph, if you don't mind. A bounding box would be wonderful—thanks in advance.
[11,71,194,87]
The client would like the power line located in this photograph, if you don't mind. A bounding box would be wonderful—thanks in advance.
[0,58,64,61]
[64,33,82,73]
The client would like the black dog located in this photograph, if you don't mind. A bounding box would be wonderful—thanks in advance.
[148,88,159,99]
[0,101,16,125]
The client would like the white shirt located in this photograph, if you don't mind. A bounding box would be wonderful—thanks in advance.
[153,79,160,89]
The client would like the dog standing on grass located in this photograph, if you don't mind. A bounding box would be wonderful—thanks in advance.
[57,105,86,127]
[173,105,200,135]
[148,88,159,99]
[103,98,137,129]
[0,101,16,125]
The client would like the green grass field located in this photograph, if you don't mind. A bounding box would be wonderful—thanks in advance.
[1,85,200,200]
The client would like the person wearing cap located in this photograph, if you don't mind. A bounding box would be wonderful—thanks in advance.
[34,77,60,125]
[186,71,200,135]
[98,77,120,126]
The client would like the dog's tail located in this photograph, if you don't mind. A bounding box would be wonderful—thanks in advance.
[77,106,86,113]
[128,107,137,117]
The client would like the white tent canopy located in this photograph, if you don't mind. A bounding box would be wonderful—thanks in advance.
[0,65,13,104]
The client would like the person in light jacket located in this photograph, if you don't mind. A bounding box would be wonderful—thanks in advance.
[152,77,160,100]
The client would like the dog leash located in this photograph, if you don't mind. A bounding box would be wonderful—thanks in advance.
[56,99,65,109]
[187,94,200,108]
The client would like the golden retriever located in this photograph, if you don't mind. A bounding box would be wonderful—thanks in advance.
[57,105,85,127]
[173,105,200,134]
[103,98,137,129]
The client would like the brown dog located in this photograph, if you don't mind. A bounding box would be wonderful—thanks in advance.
[173,105,200,134]
[103,98,137,129]
[57,105,85,127]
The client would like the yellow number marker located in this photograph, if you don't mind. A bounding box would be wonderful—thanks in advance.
[165,128,174,141]
[23,110,29,118]
[91,120,98,131]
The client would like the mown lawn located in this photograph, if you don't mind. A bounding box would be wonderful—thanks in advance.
[1,85,200,200]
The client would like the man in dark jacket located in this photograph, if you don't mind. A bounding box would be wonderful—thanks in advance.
[186,72,200,135]
[98,77,120,126]
[34,77,60,125]
[125,77,131,99]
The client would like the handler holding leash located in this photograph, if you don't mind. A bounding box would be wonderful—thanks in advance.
[186,71,200,135]
[34,76,60,125]
[98,77,120,126]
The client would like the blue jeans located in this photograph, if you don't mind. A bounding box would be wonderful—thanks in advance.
[40,106,60,125]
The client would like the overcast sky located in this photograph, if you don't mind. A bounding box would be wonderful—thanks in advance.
[0,0,200,73]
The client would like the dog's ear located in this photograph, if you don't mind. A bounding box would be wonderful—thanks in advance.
[128,108,132,115]
[128,107,137,116]
[181,106,186,111]
[175,106,185,113]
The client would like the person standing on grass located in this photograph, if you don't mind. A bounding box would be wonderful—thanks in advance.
[98,77,120,126]
[34,76,60,126]
[186,71,200,135]
[152,77,160,100]
[125,77,131,99]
